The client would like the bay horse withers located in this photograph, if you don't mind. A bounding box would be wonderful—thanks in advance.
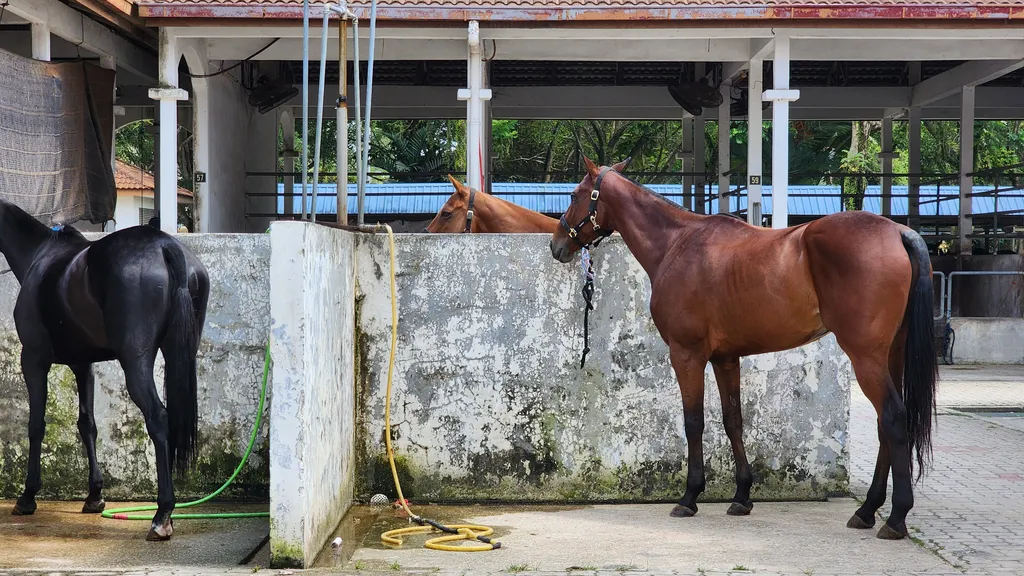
[0,200,209,541]
[550,158,938,540]
[425,175,561,234]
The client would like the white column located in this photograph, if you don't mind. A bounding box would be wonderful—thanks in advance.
[31,23,50,61]
[693,63,706,214]
[879,118,894,217]
[764,36,799,229]
[282,111,296,217]
[718,78,731,214]
[908,62,922,231]
[959,85,975,257]
[148,29,188,235]
[746,58,764,226]
[457,21,492,192]
[681,117,693,210]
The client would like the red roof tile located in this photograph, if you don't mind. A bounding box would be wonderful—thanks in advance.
[137,0,1024,21]
[116,160,193,198]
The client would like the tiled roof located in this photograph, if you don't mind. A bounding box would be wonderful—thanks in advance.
[276,182,1011,219]
[138,0,1024,21]
[115,160,193,198]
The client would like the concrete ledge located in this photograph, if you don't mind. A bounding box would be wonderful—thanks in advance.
[950,317,1024,365]
[268,222,356,568]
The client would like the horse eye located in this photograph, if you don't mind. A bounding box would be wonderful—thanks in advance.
[442,211,452,219]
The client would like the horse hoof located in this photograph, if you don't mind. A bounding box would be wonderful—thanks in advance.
[876,523,907,540]
[12,499,36,516]
[147,520,173,542]
[847,513,875,529]
[727,501,753,516]
[670,505,697,518]
[82,499,106,514]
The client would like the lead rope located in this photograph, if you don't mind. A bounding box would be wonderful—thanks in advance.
[579,247,596,369]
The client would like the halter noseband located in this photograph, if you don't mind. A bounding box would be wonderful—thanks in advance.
[463,187,477,233]
[559,166,614,248]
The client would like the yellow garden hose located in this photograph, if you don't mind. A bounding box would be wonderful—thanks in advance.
[375,223,500,552]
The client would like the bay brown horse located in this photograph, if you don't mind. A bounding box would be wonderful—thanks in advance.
[549,157,937,540]
[424,175,559,234]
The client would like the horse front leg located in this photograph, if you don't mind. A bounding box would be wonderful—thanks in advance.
[669,344,708,518]
[120,355,175,541]
[712,357,754,516]
[13,353,51,516]
[72,363,105,513]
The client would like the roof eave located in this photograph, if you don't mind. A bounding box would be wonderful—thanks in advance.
[137,5,1024,23]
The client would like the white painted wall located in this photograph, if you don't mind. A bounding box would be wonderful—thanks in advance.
[203,74,250,233]
[246,109,279,233]
[269,222,356,568]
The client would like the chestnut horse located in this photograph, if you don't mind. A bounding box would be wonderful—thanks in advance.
[425,175,559,234]
[549,158,937,541]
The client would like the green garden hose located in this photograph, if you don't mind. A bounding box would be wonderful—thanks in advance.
[102,341,271,521]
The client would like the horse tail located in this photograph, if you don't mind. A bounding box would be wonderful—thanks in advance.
[162,242,199,476]
[900,229,939,481]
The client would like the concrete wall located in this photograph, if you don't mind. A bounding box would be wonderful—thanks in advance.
[949,317,1024,364]
[353,234,852,505]
[269,222,356,568]
[0,234,271,501]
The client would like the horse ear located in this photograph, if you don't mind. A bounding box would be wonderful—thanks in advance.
[447,174,468,196]
[582,156,600,179]
[611,156,633,173]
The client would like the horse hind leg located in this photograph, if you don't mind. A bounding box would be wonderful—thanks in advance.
[13,353,51,516]
[712,358,754,516]
[72,363,106,513]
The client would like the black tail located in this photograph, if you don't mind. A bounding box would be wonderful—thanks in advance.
[162,242,199,476]
[900,230,939,481]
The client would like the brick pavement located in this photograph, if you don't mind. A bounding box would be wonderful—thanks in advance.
[849,366,1024,576]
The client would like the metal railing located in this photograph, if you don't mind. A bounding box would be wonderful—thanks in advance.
[941,270,1024,322]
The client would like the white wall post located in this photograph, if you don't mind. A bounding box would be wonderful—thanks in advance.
[680,117,693,210]
[959,85,975,257]
[747,58,764,226]
[30,23,50,61]
[282,110,297,217]
[694,63,706,214]
[879,118,895,217]
[908,62,922,231]
[457,21,492,192]
[764,36,799,229]
[149,29,188,234]
[718,77,731,214]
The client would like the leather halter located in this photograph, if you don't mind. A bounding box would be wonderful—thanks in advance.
[463,187,477,233]
[559,166,614,248]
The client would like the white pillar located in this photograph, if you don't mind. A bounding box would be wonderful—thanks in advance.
[879,118,894,217]
[693,63,706,214]
[718,78,731,214]
[959,85,975,257]
[746,58,764,226]
[681,117,693,210]
[282,111,296,217]
[908,62,922,231]
[457,21,492,192]
[764,36,799,229]
[148,29,188,235]
[31,23,50,61]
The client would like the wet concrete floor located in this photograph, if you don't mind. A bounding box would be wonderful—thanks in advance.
[0,500,268,570]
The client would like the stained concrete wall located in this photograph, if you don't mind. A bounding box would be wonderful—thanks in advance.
[268,222,356,568]
[353,234,853,505]
[0,233,271,501]
[949,318,1024,364]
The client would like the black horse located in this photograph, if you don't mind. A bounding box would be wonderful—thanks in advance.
[0,200,209,541]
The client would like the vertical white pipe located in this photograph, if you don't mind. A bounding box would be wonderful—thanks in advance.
[283,112,296,216]
[301,0,310,220]
[771,37,791,229]
[747,58,763,226]
[311,12,330,224]
[881,117,893,217]
[338,18,349,224]
[909,106,922,227]
[959,85,975,257]
[718,80,731,214]
[681,116,693,210]
[358,0,378,226]
[353,18,363,224]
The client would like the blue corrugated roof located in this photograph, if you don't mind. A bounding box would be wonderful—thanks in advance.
[276,183,1021,219]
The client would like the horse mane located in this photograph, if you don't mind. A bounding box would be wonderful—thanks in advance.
[613,173,694,214]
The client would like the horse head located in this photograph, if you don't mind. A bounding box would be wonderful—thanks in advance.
[425,175,479,233]
[549,156,631,263]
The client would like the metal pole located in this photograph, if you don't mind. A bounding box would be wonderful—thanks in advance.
[353,19,363,225]
[311,11,330,224]
[337,17,349,224]
[358,0,379,226]
[746,58,763,226]
[301,0,310,220]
